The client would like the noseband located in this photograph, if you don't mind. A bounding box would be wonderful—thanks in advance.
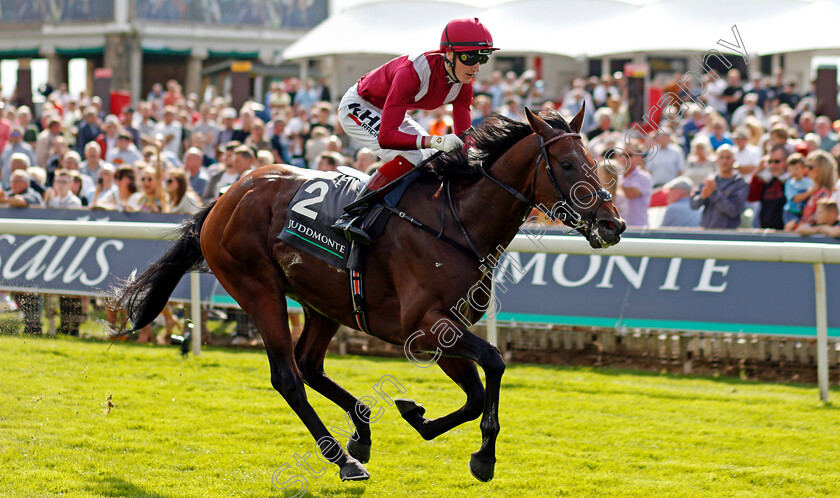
[479,131,612,231]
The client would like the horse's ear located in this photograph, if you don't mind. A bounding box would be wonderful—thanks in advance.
[569,101,585,133]
[525,107,554,138]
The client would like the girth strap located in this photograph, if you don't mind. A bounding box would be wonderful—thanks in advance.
[349,269,372,334]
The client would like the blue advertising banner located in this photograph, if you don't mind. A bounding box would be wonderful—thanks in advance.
[1,208,837,336]
[493,229,840,337]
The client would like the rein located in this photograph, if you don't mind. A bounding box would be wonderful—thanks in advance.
[388,129,613,262]
[479,131,612,231]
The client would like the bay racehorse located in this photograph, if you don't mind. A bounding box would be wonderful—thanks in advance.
[115,107,625,483]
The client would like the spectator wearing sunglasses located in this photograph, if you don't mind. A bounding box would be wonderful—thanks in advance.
[332,17,499,245]
[797,150,837,228]
[747,144,788,229]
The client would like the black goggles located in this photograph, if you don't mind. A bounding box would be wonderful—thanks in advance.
[458,50,491,66]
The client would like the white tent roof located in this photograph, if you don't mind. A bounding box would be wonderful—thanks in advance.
[283,0,840,61]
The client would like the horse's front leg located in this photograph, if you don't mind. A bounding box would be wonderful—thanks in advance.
[406,313,505,482]
[395,356,485,441]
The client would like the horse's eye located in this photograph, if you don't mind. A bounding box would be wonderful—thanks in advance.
[560,161,573,170]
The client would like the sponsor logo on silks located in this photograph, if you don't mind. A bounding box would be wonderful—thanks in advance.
[347,103,381,137]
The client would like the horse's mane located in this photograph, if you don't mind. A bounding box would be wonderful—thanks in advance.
[423,111,572,180]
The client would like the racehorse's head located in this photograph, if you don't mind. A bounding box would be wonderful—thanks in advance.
[525,105,626,248]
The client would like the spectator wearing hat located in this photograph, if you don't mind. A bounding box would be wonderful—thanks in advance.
[747,144,788,229]
[109,130,143,166]
[660,176,701,228]
[76,107,101,154]
[1,125,36,189]
[690,144,749,229]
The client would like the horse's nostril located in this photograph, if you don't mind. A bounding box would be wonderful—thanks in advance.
[597,218,626,235]
[599,220,617,232]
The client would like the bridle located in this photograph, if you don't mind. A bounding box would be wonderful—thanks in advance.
[478,131,612,232]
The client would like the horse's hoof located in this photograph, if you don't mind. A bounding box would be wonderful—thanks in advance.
[469,452,496,482]
[395,398,426,419]
[347,437,371,464]
[339,457,370,481]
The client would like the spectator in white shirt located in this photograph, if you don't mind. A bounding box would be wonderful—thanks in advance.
[731,93,765,128]
[155,106,183,157]
[44,169,82,209]
[645,132,685,188]
[732,128,762,183]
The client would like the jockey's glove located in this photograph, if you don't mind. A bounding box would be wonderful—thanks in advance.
[429,134,464,153]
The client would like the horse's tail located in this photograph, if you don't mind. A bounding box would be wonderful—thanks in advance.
[113,201,216,334]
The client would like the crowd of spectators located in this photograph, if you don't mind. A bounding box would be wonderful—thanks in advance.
[571,68,840,234]
[3,65,840,338]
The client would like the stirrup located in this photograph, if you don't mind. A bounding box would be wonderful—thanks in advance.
[331,215,372,246]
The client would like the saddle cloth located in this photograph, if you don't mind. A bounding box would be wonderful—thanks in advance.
[278,169,419,269]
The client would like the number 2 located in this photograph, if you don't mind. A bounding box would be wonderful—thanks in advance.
[290,181,329,220]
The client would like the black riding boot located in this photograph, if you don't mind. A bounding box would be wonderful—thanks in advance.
[331,186,374,246]
[332,157,414,246]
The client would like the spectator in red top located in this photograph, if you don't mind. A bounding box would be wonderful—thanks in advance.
[332,17,499,244]
[747,144,788,229]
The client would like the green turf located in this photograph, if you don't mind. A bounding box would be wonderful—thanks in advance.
[2,335,840,497]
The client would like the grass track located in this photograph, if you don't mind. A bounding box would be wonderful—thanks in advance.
[2,335,840,497]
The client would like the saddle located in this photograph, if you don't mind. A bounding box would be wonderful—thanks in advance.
[279,170,421,334]
[279,170,420,270]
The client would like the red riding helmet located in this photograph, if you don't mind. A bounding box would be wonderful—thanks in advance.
[440,18,499,53]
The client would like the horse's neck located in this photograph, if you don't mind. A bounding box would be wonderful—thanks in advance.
[455,135,539,257]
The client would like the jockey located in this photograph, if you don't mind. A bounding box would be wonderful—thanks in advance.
[332,17,498,245]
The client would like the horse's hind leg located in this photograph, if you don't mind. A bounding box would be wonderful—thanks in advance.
[295,310,373,463]
[407,313,505,483]
[212,269,369,481]
[395,357,484,441]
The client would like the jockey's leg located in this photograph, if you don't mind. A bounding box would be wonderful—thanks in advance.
[331,155,414,245]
